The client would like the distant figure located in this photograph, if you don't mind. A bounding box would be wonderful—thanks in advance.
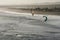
[31,9,35,16]
[43,16,48,22]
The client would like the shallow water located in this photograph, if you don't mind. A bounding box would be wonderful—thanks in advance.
[0,13,60,40]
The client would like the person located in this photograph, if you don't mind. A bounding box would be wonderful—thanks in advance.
[31,9,35,16]
[43,16,48,22]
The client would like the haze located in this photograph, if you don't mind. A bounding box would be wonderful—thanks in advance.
[0,0,60,5]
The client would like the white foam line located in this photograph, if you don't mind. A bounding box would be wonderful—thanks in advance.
[0,9,44,16]
[0,10,32,15]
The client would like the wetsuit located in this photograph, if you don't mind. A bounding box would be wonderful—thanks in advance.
[43,16,48,22]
